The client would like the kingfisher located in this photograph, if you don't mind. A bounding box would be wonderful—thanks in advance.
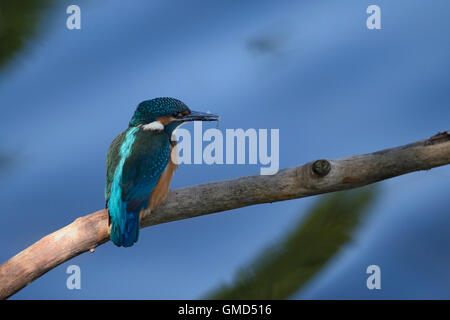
[105,97,218,247]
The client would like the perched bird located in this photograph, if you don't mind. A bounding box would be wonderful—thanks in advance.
[105,97,218,247]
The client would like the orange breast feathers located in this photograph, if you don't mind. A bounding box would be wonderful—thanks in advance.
[146,143,178,211]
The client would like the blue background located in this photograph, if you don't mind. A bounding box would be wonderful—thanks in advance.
[0,0,449,299]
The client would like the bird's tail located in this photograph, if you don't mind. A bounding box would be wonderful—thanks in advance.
[110,210,140,247]
[108,198,143,247]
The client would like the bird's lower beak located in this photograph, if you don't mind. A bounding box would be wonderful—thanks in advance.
[182,110,219,122]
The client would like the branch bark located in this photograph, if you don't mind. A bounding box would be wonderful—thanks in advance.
[1,131,449,299]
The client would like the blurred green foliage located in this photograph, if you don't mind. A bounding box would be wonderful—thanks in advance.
[0,0,49,70]
[208,187,377,299]
[0,1,49,171]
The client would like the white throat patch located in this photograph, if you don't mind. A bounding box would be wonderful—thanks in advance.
[143,121,164,131]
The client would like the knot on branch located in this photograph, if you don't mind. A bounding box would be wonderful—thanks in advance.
[295,159,332,190]
[312,159,331,177]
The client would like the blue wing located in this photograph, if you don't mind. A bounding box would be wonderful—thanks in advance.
[108,128,171,247]
[121,130,171,209]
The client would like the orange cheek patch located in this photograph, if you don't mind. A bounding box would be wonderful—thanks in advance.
[157,116,176,125]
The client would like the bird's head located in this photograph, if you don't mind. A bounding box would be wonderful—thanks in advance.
[129,97,218,134]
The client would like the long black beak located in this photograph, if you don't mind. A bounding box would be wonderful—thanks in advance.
[182,110,219,122]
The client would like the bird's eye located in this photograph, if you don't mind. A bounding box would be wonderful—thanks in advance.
[172,112,181,118]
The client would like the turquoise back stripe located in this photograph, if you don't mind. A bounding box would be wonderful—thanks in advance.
[108,127,139,244]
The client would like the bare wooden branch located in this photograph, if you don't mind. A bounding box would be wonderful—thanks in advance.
[0,131,449,299]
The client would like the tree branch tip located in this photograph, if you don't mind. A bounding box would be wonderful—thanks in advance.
[426,131,450,145]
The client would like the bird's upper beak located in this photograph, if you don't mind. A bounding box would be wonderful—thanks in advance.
[182,110,219,122]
